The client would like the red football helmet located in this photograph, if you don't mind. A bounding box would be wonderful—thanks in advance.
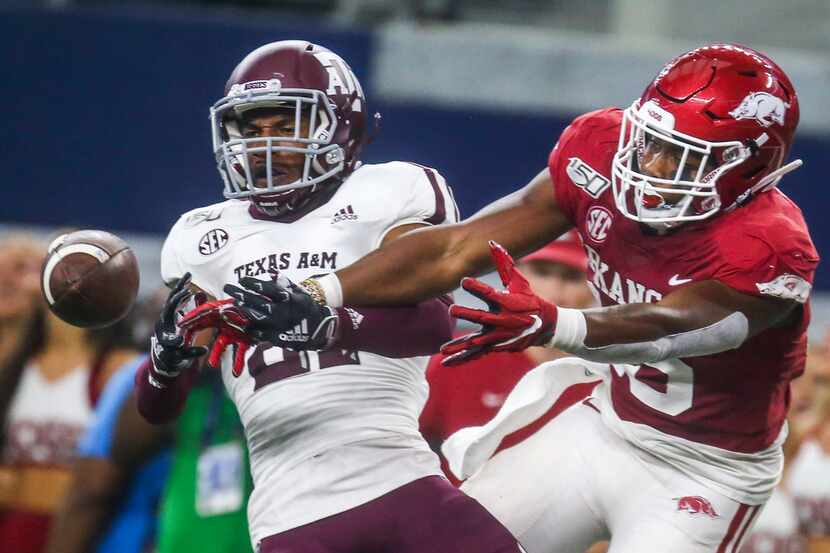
[611,43,800,228]
[210,40,368,215]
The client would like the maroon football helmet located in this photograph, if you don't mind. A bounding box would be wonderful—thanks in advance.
[210,40,368,215]
[611,43,800,228]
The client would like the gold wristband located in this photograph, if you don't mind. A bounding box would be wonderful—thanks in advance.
[300,278,327,306]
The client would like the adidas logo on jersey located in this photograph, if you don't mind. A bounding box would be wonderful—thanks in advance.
[332,205,358,224]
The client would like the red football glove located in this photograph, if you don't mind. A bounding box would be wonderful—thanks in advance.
[178,298,254,377]
[440,241,559,366]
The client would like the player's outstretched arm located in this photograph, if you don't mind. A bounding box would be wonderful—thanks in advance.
[135,274,209,423]
[443,243,801,365]
[312,168,572,307]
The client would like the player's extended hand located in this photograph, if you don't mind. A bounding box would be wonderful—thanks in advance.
[223,275,340,351]
[440,241,559,366]
[151,273,209,379]
[177,295,253,377]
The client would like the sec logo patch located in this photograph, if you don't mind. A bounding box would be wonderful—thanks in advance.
[585,206,613,243]
[199,229,229,255]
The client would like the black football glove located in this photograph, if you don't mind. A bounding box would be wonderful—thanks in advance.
[150,273,209,383]
[223,276,339,351]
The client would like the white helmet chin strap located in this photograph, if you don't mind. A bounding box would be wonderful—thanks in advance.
[724,159,803,212]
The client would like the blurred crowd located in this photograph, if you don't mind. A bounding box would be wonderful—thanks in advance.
[0,231,828,553]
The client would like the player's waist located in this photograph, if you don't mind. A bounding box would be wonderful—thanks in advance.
[597,382,785,505]
[247,422,426,477]
[247,437,441,539]
[610,388,786,453]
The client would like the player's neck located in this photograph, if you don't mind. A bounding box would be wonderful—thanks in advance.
[248,181,342,223]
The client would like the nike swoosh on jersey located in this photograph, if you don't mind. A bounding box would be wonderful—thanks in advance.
[669,274,693,286]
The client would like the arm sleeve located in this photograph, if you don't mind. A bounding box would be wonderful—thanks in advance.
[134,356,197,424]
[335,296,455,358]
[160,218,187,286]
[548,120,586,225]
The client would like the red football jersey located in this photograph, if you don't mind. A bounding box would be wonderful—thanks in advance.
[549,108,819,453]
[420,351,535,484]
[420,351,598,484]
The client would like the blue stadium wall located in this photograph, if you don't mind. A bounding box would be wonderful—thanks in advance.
[2,7,827,287]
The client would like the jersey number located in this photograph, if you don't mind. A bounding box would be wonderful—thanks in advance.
[614,359,694,416]
[247,346,360,392]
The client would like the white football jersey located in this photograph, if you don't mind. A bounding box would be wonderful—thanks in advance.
[161,161,458,543]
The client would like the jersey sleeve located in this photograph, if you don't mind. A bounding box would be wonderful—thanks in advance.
[375,163,460,247]
[714,219,819,303]
[160,217,187,287]
[548,122,584,224]
[550,109,621,226]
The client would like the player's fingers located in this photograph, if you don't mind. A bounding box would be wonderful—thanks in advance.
[449,305,533,329]
[440,331,483,355]
[232,342,249,377]
[442,345,489,367]
[224,284,270,308]
[459,277,505,309]
[208,333,231,368]
[193,292,208,307]
[235,305,272,329]
[220,306,251,332]
[179,300,234,330]
[162,287,191,325]
[239,277,290,302]
[226,288,281,320]
[181,346,209,359]
[488,241,516,287]
[506,265,533,295]
[172,272,192,295]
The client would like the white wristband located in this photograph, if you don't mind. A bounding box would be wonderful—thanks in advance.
[548,307,587,353]
[316,273,344,308]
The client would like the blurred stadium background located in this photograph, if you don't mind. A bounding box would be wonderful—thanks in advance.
[2,3,830,553]
[1,0,828,323]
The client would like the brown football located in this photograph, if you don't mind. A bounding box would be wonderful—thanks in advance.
[41,230,140,328]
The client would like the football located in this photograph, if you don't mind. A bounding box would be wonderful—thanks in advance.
[41,229,140,328]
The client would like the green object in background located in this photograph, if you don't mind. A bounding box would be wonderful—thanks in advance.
[155,374,253,553]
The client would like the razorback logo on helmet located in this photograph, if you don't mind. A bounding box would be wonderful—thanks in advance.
[756,274,812,303]
[729,92,790,127]
[313,51,363,109]
[674,496,720,518]
[585,206,614,243]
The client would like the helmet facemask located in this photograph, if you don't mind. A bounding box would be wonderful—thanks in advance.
[210,80,346,215]
[612,101,753,231]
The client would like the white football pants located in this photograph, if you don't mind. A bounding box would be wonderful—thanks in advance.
[461,399,762,553]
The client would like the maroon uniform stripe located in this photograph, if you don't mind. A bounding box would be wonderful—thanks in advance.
[730,505,760,553]
[420,167,447,225]
[717,504,750,553]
